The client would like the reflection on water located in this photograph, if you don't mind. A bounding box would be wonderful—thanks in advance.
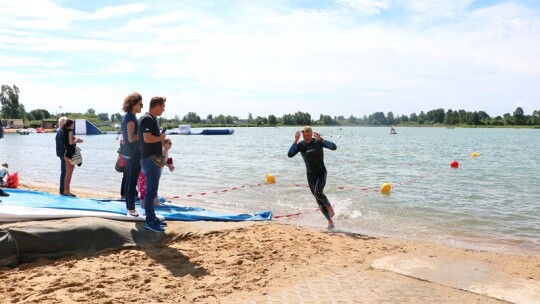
[1,127,539,255]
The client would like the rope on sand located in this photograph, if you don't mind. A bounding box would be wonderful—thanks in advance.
[273,208,320,219]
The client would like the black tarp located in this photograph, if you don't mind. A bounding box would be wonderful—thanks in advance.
[0,228,18,267]
[0,217,166,268]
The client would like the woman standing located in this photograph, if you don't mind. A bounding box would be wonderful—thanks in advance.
[55,117,67,195]
[62,119,82,197]
[120,92,144,217]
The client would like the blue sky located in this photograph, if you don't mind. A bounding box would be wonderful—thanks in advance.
[1,0,539,119]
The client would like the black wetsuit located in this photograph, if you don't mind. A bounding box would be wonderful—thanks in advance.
[288,138,337,220]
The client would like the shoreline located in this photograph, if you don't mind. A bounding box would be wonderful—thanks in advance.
[0,184,538,302]
[16,181,540,259]
[2,125,539,135]
[18,181,118,199]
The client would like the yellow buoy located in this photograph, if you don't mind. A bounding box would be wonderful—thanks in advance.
[266,174,276,184]
[471,152,480,157]
[381,182,392,194]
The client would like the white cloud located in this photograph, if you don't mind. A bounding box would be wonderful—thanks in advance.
[4,78,129,114]
[124,11,191,30]
[337,0,390,15]
[85,3,149,20]
[0,56,64,69]
[0,0,539,117]
[0,0,83,30]
[99,61,137,74]
[402,0,474,19]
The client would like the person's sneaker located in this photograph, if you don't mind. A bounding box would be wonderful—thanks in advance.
[153,218,167,227]
[144,221,165,232]
[127,210,140,217]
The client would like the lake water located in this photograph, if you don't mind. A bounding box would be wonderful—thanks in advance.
[1,127,539,255]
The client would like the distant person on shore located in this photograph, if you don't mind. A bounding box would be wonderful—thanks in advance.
[55,117,68,195]
[0,163,8,187]
[139,96,167,232]
[288,126,337,229]
[120,92,144,217]
[116,134,128,199]
[62,119,83,197]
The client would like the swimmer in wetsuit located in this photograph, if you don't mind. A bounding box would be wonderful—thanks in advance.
[288,125,337,228]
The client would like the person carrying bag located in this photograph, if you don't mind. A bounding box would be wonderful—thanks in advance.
[115,155,127,172]
[70,146,83,166]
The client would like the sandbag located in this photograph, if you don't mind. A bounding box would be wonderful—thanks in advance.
[0,229,18,267]
[0,217,166,268]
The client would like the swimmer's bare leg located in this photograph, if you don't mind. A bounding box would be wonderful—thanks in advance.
[325,204,335,229]
[327,218,335,229]
[327,204,335,218]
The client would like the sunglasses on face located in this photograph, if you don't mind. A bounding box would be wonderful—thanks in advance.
[301,130,312,134]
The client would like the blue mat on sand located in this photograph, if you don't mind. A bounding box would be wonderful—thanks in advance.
[1,189,272,221]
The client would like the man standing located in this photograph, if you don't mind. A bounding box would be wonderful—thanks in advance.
[288,126,337,229]
[138,96,167,232]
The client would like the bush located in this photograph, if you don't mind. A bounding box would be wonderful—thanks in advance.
[24,120,42,128]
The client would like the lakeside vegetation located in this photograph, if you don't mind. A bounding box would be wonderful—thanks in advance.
[2,84,539,130]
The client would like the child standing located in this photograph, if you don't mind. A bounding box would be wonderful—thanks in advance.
[137,138,174,207]
[162,138,175,173]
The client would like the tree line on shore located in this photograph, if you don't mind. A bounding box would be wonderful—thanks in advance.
[2,84,539,129]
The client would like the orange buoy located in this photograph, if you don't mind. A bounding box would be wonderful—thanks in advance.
[450,160,459,168]
[381,182,392,194]
[266,174,276,184]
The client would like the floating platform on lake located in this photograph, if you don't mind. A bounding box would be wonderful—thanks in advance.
[167,125,234,135]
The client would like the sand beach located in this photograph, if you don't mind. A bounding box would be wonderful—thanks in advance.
[0,183,538,303]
